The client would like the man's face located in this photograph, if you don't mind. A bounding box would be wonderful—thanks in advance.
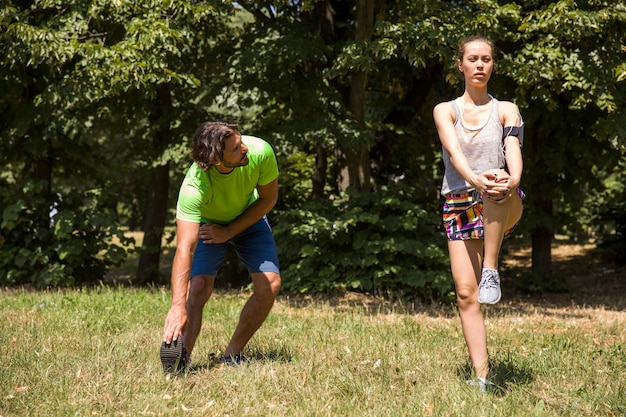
[218,133,249,170]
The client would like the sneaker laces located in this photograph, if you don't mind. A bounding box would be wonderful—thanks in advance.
[481,270,500,288]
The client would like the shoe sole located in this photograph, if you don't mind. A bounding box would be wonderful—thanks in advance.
[478,294,501,304]
[160,336,184,374]
[478,293,501,304]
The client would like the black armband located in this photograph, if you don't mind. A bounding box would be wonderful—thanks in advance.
[502,123,524,147]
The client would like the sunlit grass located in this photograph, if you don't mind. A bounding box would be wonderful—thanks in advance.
[1,287,624,416]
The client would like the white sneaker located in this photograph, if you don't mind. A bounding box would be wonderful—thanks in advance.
[466,377,495,393]
[478,269,501,304]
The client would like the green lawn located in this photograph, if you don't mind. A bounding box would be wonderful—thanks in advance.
[1,286,624,416]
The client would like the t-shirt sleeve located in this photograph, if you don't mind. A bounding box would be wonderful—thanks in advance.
[175,178,204,223]
[257,141,279,186]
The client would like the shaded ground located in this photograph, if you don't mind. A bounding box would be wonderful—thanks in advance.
[102,238,625,313]
[500,241,626,311]
[273,240,626,322]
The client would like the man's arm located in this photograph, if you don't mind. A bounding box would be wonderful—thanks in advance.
[199,178,278,244]
[162,219,199,343]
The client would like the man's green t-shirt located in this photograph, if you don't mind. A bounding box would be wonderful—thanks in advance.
[176,136,279,224]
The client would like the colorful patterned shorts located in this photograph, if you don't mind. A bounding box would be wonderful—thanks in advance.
[442,189,525,241]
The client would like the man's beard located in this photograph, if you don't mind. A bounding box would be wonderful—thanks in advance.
[221,154,249,169]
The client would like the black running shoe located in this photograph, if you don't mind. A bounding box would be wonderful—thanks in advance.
[219,353,246,366]
[160,336,187,374]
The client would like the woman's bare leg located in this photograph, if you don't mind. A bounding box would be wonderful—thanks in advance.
[448,239,489,379]
[482,191,523,270]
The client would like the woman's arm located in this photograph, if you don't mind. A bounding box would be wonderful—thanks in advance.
[500,102,524,190]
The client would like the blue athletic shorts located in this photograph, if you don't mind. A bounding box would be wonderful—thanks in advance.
[190,216,280,278]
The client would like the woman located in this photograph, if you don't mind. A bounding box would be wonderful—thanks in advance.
[433,35,525,391]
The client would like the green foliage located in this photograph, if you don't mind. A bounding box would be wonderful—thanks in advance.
[512,1,624,111]
[0,0,230,286]
[274,148,317,210]
[274,184,453,300]
[1,0,625,289]
[0,179,134,288]
[595,160,626,263]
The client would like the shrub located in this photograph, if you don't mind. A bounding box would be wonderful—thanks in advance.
[273,184,453,301]
[0,179,133,288]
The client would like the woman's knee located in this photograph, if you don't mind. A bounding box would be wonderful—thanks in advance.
[455,284,478,308]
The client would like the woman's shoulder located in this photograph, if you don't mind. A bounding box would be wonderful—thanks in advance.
[433,99,458,117]
[494,99,521,125]
[495,99,519,113]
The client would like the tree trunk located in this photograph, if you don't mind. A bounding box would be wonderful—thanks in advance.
[531,226,552,276]
[312,140,327,199]
[527,114,553,277]
[335,0,373,193]
[531,194,553,276]
[136,86,172,284]
[136,162,170,283]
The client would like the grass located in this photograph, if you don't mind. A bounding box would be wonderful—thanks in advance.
[1,285,624,417]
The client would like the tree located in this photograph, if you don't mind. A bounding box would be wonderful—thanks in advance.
[0,1,229,286]
[154,0,626,293]
[504,1,626,275]
[1,2,133,286]
[2,0,623,296]
[364,0,626,279]
[335,0,374,192]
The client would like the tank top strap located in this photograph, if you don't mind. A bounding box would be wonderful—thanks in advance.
[490,95,499,119]
[451,98,462,125]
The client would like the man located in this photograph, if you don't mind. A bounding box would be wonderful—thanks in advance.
[160,121,281,374]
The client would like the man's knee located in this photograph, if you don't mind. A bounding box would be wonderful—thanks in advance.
[269,273,281,295]
[252,272,281,298]
[189,275,215,300]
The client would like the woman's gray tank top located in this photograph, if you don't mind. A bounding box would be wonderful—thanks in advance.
[440,96,505,195]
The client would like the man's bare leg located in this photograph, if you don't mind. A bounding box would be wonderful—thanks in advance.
[183,275,215,357]
[223,272,281,357]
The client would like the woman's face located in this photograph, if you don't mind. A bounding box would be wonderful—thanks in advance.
[458,41,494,86]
